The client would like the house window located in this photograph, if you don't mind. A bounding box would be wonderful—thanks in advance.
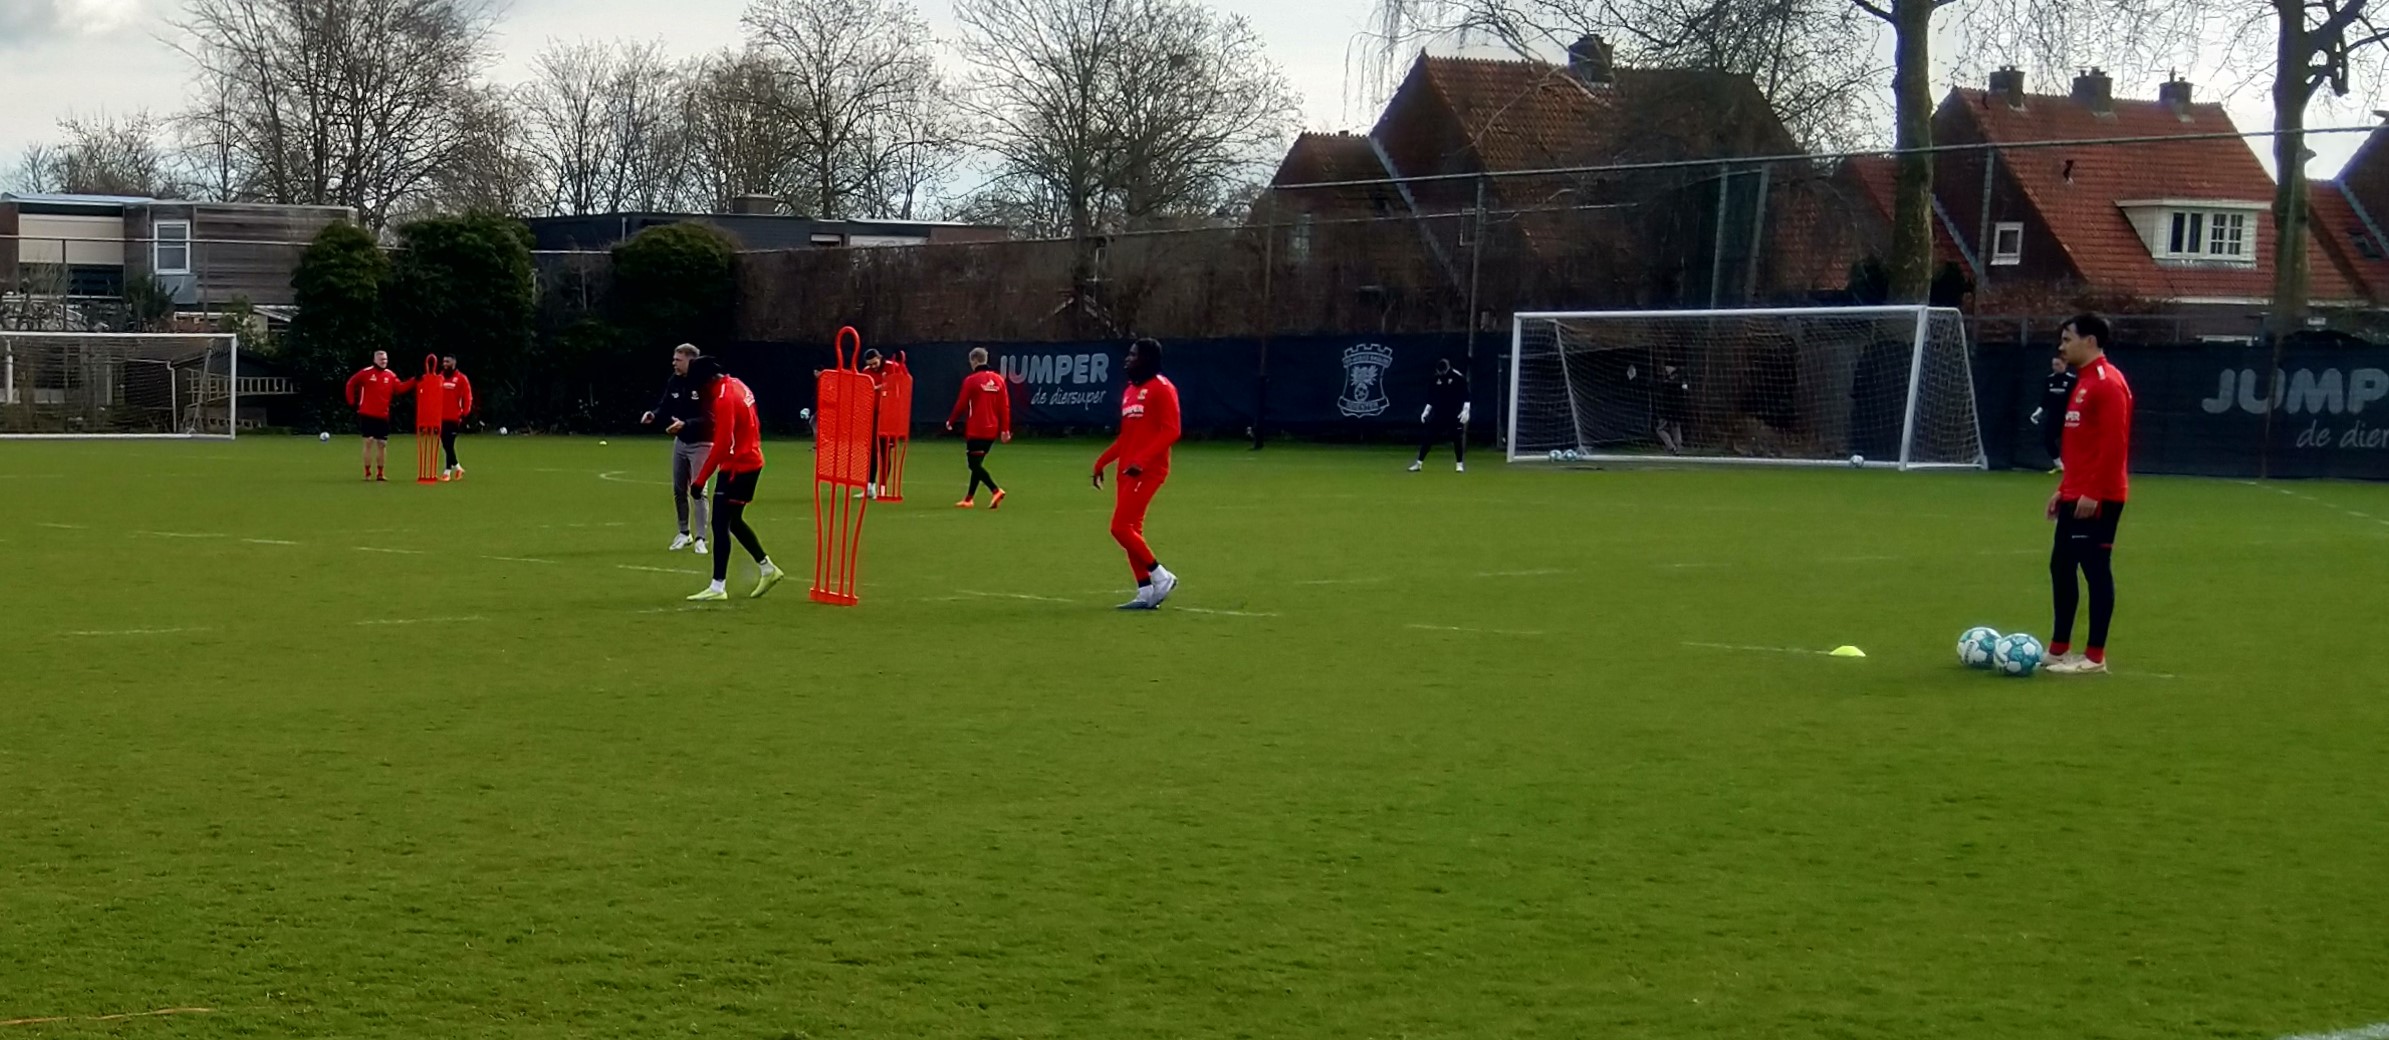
[2162,209,2254,261]
[1991,222,2023,266]
[153,221,191,275]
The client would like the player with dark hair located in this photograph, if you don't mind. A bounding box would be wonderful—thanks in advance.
[947,346,1012,508]
[642,344,712,555]
[435,355,473,481]
[2033,353,2076,473]
[344,349,413,481]
[1093,338,1181,610]
[1409,357,1469,472]
[859,349,889,500]
[2044,313,2133,675]
[685,356,786,602]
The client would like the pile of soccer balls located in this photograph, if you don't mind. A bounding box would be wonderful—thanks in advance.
[1957,625,2043,677]
[1546,449,1584,462]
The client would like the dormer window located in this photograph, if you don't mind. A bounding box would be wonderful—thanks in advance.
[2119,199,2262,266]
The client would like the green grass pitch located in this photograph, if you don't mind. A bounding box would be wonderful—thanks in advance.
[4,434,2388,1039]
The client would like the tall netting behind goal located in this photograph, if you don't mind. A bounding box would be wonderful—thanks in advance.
[1506,306,1984,469]
[0,333,241,439]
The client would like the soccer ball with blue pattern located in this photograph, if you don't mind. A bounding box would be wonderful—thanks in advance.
[1956,626,2001,669]
[1991,633,2045,677]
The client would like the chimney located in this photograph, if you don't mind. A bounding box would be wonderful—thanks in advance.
[2072,67,2113,115]
[1566,34,1614,87]
[1988,66,2025,109]
[727,194,783,216]
[2159,73,2194,118]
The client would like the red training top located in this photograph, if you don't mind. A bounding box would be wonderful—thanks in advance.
[949,367,1012,440]
[2059,355,2133,503]
[438,371,474,422]
[694,376,764,484]
[346,367,413,419]
[1095,375,1181,477]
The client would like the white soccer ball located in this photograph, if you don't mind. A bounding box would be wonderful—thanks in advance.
[1563,449,1581,461]
[1547,449,1563,461]
[318,431,331,442]
[599,440,608,446]
[1992,633,2045,677]
[499,427,509,436]
[1957,626,2001,669]
[1849,454,1866,468]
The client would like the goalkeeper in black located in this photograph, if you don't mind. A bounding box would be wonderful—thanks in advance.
[1410,358,1470,473]
[2033,352,2076,473]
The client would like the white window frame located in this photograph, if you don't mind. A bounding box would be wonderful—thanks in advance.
[1990,222,2023,266]
[2207,211,2248,259]
[153,220,192,275]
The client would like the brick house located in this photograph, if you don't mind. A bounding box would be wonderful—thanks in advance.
[1929,67,2363,321]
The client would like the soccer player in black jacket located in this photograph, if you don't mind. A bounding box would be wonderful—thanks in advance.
[640,344,715,555]
[1410,358,1470,473]
[2033,353,2077,472]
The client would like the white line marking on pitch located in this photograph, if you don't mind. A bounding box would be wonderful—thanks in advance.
[483,555,557,565]
[355,616,486,627]
[243,538,300,546]
[598,470,673,486]
[617,564,706,576]
[36,522,86,530]
[1408,623,1545,636]
[1175,607,1279,617]
[959,589,1078,603]
[58,627,216,638]
[134,531,227,539]
[354,546,425,555]
[1684,641,1835,657]
[2280,1022,2389,1040]
[1474,568,1571,578]
[1296,577,1388,586]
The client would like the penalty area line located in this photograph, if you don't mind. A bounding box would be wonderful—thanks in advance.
[2280,1023,2389,1040]
[1684,641,1836,657]
[1,1007,215,1028]
[1408,623,1545,636]
[355,616,486,627]
[55,626,217,638]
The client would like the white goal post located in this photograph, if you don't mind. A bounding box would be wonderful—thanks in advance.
[0,332,243,440]
[1505,305,1986,470]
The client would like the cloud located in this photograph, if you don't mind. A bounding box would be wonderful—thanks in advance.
[0,0,146,49]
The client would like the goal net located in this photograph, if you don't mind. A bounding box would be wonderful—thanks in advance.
[1506,306,1984,469]
[0,333,242,439]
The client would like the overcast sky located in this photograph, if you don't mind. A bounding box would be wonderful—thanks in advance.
[0,0,2371,187]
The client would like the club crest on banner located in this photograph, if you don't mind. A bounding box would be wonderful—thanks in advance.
[1339,343,1393,418]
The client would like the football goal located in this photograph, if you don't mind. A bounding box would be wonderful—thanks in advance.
[1506,305,1986,470]
[0,333,244,439]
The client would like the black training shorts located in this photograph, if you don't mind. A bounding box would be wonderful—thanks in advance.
[966,438,996,455]
[713,468,762,505]
[2055,499,2126,550]
[441,420,461,437]
[358,414,390,440]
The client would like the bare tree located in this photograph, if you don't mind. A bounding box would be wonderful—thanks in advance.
[9,112,181,197]
[739,0,949,219]
[955,0,1302,241]
[682,50,809,213]
[517,40,698,216]
[172,0,502,227]
[2260,0,2389,330]
[422,85,545,217]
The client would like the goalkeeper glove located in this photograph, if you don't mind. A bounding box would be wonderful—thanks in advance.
[2030,407,2044,426]
[1420,405,1431,422]
[1458,403,1471,424]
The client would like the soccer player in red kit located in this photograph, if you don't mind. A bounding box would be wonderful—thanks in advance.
[946,346,1012,509]
[1093,338,1181,610]
[344,350,413,481]
[435,355,473,481]
[2044,313,2134,675]
[685,357,787,602]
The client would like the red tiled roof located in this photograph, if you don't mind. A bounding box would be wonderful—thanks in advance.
[2308,181,2389,304]
[1264,132,1394,216]
[1401,56,1795,174]
[1842,156,1962,264]
[1944,87,2360,303]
